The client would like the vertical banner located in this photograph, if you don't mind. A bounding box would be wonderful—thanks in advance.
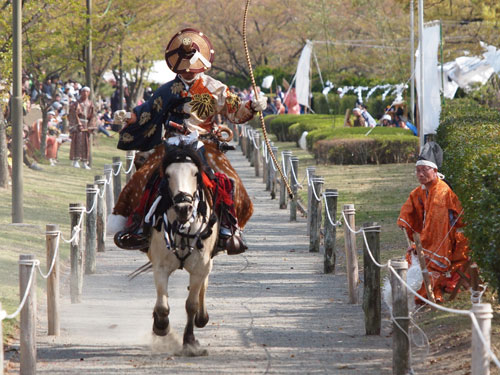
[296,40,313,107]
[416,23,441,135]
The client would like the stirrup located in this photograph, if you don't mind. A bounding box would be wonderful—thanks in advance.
[114,230,149,251]
[224,231,248,255]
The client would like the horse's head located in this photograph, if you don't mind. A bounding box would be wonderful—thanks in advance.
[162,144,204,225]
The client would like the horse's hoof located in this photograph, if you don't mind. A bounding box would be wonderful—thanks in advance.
[182,341,208,357]
[152,311,169,337]
[195,312,209,328]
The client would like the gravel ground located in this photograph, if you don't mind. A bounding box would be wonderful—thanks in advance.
[5,146,393,374]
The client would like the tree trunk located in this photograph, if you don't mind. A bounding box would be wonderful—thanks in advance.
[39,106,48,159]
[0,112,9,188]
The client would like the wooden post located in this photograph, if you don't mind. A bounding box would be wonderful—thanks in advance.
[69,203,84,304]
[413,233,436,303]
[19,254,36,375]
[362,222,381,335]
[309,176,324,253]
[94,175,106,252]
[253,133,261,177]
[0,302,4,375]
[85,184,98,274]
[270,146,278,200]
[390,259,409,375]
[306,166,316,235]
[125,150,135,183]
[240,125,246,155]
[262,140,267,184]
[112,156,122,205]
[248,128,254,166]
[279,151,292,209]
[232,122,239,143]
[324,189,338,273]
[238,124,243,150]
[265,143,271,191]
[471,303,493,375]
[46,224,60,336]
[104,164,114,216]
[343,204,359,304]
[290,157,299,221]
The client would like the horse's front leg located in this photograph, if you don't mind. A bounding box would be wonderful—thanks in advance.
[184,273,209,347]
[195,275,210,328]
[152,263,172,336]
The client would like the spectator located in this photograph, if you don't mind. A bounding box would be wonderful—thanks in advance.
[274,98,285,114]
[359,104,377,127]
[283,87,300,114]
[379,114,393,127]
[143,87,153,101]
[69,86,96,169]
[351,108,366,127]
[262,96,277,117]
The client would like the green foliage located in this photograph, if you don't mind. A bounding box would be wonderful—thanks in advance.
[266,114,336,142]
[436,98,500,295]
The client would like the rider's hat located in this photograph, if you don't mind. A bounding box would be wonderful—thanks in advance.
[416,141,443,170]
[164,28,214,74]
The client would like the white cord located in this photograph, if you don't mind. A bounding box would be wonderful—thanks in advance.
[84,187,99,214]
[37,231,60,279]
[112,161,123,176]
[4,260,38,319]
[309,176,323,202]
[322,194,342,227]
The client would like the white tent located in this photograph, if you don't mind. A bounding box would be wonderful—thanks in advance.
[102,60,176,85]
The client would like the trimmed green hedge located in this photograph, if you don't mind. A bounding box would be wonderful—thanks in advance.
[436,98,500,296]
[267,114,336,142]
[313,128,418,165]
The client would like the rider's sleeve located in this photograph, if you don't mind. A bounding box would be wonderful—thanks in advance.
[220,86,255,124]
[117,82,175,151]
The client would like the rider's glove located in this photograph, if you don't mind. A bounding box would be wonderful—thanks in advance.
[251,96,267,112]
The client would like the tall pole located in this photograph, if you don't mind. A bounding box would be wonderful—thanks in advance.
[440,20,445,105]
[12,0,24,223]
[410,0,415,125]
[85,0,93,97]
[418,0,425,148]
[119,45,124,110]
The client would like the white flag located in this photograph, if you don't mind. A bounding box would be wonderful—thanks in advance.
[261,75,274,89]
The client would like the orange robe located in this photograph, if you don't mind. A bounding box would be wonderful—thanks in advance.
[398,178,470,302]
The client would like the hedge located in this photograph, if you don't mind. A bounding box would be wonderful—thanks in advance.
[312,129,418,165]
[312,92,394,119]
[436,98,500,296]
[267,114,336,142]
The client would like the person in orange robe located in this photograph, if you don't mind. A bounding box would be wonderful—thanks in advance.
[398,142,470,303]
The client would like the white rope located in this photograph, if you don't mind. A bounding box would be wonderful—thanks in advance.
[123,152,136,174]
[94,179,107,198]
[262,141,267,161]
[37,231,60,279]
[322,194,342,227]
[281,155,288,179]
[112,161,123,176]
[289,159,303,188]
[309,176,323,202]
[343,210,500,369]
[250,130,260,149]
[3,260,38,320]
[471,284,488,304]
[60,207,85,244]
[85,187,99,214]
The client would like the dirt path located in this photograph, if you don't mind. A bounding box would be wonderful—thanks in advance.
[6,147,393,374]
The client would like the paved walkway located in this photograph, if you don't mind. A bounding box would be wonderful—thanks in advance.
[7,146,392,374]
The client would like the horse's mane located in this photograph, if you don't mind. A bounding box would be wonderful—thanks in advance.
[161,142,205,190]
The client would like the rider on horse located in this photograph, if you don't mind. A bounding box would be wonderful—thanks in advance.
[108,28,266,255]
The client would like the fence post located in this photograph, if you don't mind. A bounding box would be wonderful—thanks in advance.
[362,222,381,335]
[309,176,324,253]
[290,157,299,221]
[390,259,409,375]
[19,254,36,375]
[253,133,260,177]
[104,164,114,216]
[94,175,106,253]
[306,166,316,235]
[112,156,122,205]
[343,204,359,304]
[270,146,278,200]
[265,143,271,191]
[46,224,60,336]
[69,203,84,304]
[280,151,292,209]
[324,189,338,273]
[0,302,3,375]
[471,303,493,375]
[125,150,135,183]
[262,141,267,184]
[240,125,246,155]
[231,122,239,143]
[85,184,98,275]
[248,128,254,166]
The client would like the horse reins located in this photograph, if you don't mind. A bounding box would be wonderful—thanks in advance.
[242,0,294,200]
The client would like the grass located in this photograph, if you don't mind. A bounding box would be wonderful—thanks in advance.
[0,135,125,344]
[263,134,499,374]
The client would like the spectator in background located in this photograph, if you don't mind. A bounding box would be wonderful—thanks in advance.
[262,96,277,117]
[69,86,96,169]
[284,87,301,114]
[274,98,285,114]
[359,104,377,127]
[143,87,153,102]
[275,85,285,102]
[380,114,393,127]
[352,108,366,127]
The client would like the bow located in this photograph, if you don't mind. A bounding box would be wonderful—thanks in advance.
[242,0,294,200]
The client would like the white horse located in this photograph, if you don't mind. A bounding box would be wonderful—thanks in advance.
[148,144,218,355]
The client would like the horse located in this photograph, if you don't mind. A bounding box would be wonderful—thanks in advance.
[148,143,218,355]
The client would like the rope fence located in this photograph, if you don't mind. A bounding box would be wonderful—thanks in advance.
[0,151,135,373]
[237,123,499,375]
